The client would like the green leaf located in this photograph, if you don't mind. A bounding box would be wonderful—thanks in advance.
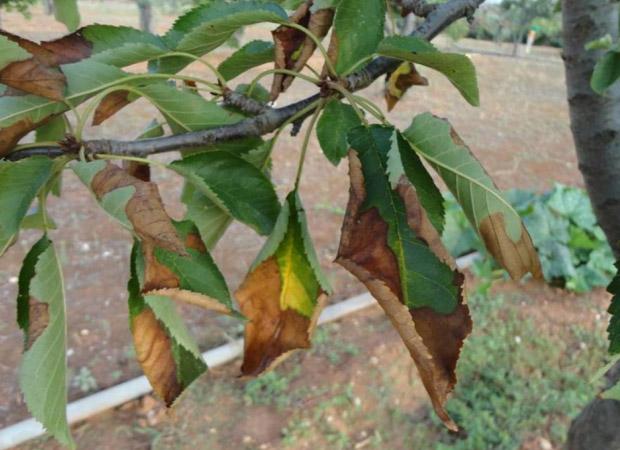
[53,0,80,31]
[35,115,66,143]
[403,113,540,280]
[608,262,620,354]
[592,50,620,94]
[183,139,273,249]
[171,151,280,236]
[332,0,385,75]
[348,125,458,313]
[218,40,275,81]
[394,130,445,234]
[0,34,31,71]
[18,237,74,448]
[81,25,169,68]
[133,84,242,132]
[156,1,287,74]
[0,157,53,255]
[154,221,233,310]
[377,36,479,106]
[602,380,620,400]
[316,99,362,165]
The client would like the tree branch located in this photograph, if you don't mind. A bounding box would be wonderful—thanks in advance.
[397,0,438,18]
[5,0,486,161]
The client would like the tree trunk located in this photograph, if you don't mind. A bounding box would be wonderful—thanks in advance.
[563,1,620,448]
[563,0,620,258]
[136,0,153,33]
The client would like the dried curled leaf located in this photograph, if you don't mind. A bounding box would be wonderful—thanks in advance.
[236,192,330,375]
[270,1,311,100]
[337,151,472,431]
[132,306,182,405]
[0,31,66,100]
[93,90,131,125]
[384,62,428,111]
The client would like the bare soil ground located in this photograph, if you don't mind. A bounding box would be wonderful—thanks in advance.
[0,2,607,450]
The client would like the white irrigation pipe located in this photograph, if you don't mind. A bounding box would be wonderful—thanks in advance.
[0,253,479,449]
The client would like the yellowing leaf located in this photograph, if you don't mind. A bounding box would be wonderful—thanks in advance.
[385,62,428,111]
[237,191,329,375]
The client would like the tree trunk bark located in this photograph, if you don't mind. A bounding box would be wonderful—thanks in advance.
[563,0,620,258]
[136,1,153,33]
[563,1,620,448]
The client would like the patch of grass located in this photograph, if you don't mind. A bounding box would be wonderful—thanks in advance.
[313,324,360,365]
[243,367,300,409]
[420,293,605,449]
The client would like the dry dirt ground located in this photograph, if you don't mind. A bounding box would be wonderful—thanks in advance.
[0,2,609,450]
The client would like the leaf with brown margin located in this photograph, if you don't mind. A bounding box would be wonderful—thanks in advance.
[137,219,235,315]
[270,1,312,100]
[384,62,428,112]
[79,161,186,254]
[93,90,131,126]
[128,244,207,407]
[132,306,181,405]
[402,113,542,280]
[236,191,330,376]
[336,150,472,431]
[0,32,66,100]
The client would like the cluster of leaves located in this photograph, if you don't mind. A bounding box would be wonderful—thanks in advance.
[587,33,620,94]
[443,184,615,293]
[0,0,544,447]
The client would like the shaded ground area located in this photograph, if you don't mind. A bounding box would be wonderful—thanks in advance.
[0,2,604,450]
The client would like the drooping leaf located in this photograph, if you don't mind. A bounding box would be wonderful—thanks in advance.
[53,0,81,32]
[270,3,333,99]
[237,191,330,375]
[72,161,186,254]
[144,220,235,315]
[384,62,428,111]
[346,125,458,313]
[218,40,275,81]
[390,130,445,234]
[0,157,53,255]
[316,99,362,165]
[331,0,385,75]
[608,262,620,354]
[377,36,479,106]
[128,243,207,406]
[336,148,471,431]
[171,151,280,236]
[155,1,287,74]
[17,236,74,447]
[403,113,541,280]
